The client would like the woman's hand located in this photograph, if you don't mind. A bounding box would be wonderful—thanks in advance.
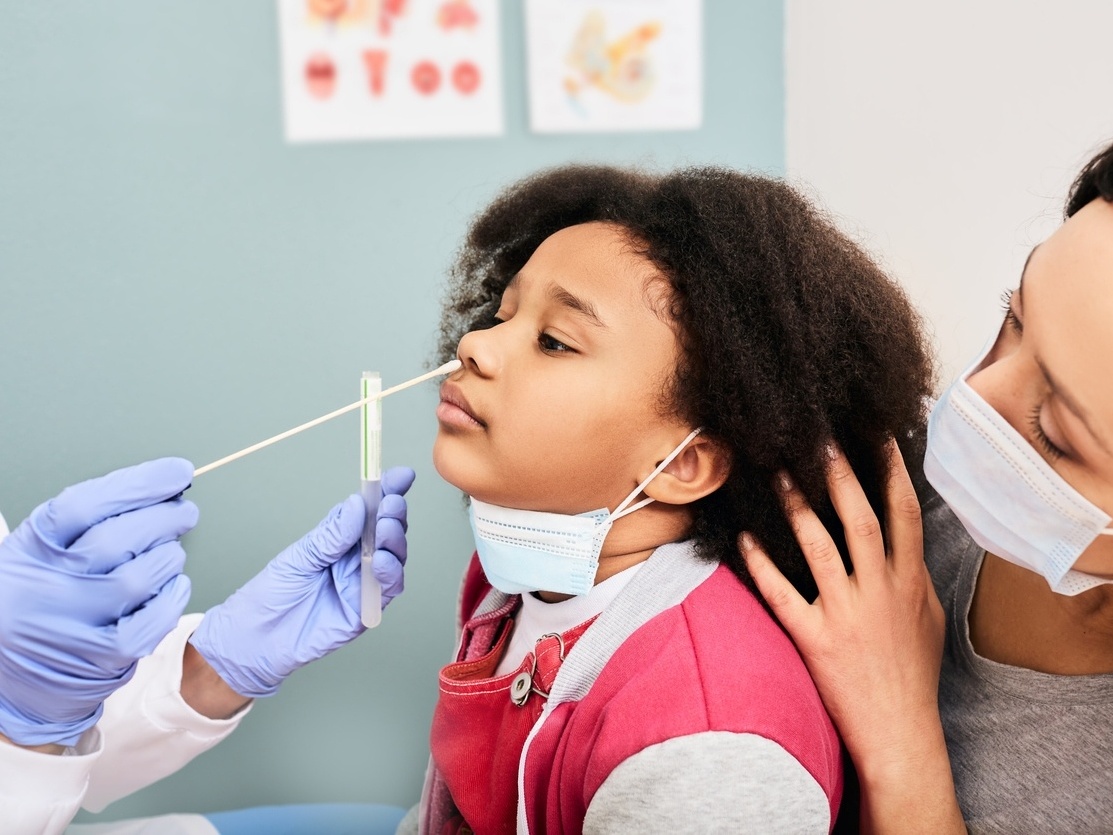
[740,439,965,834]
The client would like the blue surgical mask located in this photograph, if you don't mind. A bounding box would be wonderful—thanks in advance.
[468,429,702,597]
[924,344,1113,596]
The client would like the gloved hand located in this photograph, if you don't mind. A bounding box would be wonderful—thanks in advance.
[189,467,415,699]
[0,458,197,746]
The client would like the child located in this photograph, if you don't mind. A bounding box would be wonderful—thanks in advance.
[404,165,934,833]
[0,164,931,834]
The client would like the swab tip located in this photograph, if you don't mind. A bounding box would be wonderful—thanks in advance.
[439,359,462,374]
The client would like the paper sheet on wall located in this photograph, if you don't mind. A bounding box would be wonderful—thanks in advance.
[277,0,503,142]
[525,0,702,134]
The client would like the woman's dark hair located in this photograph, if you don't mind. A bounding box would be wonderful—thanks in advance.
[1066,140,1113,217]
[437,165,935,599]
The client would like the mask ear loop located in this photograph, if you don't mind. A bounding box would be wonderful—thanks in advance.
[609,428,703,522]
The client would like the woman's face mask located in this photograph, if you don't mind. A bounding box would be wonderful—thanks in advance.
[924,342,1113,595]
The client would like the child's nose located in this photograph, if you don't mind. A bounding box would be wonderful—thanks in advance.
[457,326,502,378]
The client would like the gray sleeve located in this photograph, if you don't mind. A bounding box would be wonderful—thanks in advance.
[583,732,831,834]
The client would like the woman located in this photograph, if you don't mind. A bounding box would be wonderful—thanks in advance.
[742,140,1113,832]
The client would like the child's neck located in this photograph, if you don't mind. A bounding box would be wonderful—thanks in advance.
[536,503,693,603]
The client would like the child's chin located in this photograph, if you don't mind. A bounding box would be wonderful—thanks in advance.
[431,440,474,494]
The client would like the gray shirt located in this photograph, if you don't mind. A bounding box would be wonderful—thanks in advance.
[925,489,1113,833]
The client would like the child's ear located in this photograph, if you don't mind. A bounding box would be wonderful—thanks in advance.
[642,434,730,505]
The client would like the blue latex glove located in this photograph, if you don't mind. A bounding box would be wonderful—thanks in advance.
[0,458,197,746]
[189,467,415,699]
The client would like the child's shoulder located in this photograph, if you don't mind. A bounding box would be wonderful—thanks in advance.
[679,563,801,662]
[613,562,815,700]
[576,560,831,745]
[562,560,839,798]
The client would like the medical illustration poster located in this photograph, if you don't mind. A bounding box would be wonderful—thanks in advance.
[277,0,503,142]
[524,0,702,134]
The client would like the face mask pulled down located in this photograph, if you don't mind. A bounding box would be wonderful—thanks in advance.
[924,344,1113,596]
[468,429,702,597]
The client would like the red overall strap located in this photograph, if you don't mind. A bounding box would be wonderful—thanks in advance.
[429,614,597,835]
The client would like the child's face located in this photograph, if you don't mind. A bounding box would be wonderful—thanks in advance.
[434,221,687,515]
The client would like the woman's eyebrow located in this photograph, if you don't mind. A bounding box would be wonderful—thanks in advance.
[548,284,607,328]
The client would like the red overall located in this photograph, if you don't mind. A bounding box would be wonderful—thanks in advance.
[428,593,595,835]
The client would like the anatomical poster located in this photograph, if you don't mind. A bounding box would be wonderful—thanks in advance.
[524,0,702,134]
[277,0,503,142]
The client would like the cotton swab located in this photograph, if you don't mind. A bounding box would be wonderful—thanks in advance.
[192,359,462,478]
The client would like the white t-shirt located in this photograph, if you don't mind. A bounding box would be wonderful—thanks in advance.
[494,563,642,677]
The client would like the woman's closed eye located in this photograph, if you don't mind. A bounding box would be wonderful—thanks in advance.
[538,331,574,353]
[1028,405,1066,461]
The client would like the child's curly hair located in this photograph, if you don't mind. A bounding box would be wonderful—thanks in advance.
[437,165,935,599]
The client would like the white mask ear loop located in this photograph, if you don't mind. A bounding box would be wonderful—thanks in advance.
[609,428,703,522]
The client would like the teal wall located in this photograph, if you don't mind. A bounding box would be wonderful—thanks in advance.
[0,1,784,821]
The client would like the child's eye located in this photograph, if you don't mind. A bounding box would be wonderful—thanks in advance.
[999,289,1022,334]
[538,332,573,353]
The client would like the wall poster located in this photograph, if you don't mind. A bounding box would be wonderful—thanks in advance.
[278,0,504,142]
[525,0,702,134]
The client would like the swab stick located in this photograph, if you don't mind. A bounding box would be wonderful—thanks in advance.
[192,359,461,478]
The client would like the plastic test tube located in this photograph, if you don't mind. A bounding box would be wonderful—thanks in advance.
[360,371,382,628]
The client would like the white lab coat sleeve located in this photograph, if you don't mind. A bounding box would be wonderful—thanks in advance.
[0,725,103,835]
[83,613,251,812]
[0,507,245,833]
[0,612,249,834]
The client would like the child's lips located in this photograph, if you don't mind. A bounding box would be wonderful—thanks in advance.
[438,382,485,428]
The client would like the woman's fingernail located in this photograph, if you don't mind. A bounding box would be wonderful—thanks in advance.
[777,472,793,493]
[823,441,837,461]
[739,532,755,552]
